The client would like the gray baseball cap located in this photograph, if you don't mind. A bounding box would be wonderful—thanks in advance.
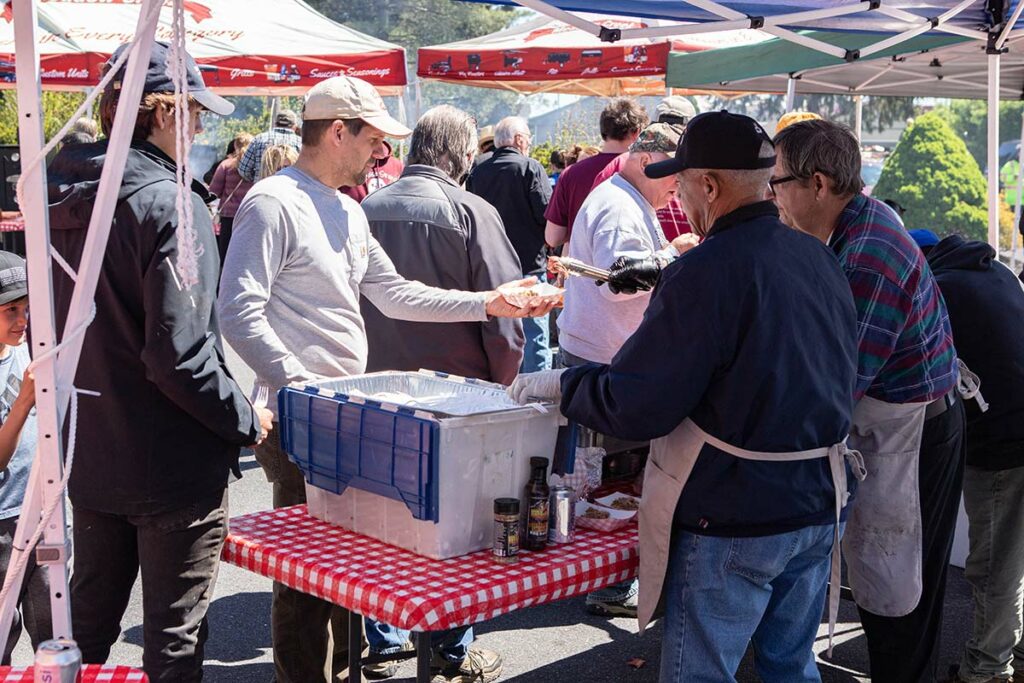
[0,251,27,306]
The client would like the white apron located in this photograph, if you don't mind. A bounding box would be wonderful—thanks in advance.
[638,418,865,655]
[842,396,928,617]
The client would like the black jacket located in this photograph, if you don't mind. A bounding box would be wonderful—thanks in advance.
[47,140,260,514]
[467,147,551,275]
[926,235,1024,469]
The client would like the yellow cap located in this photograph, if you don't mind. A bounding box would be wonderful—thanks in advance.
[775,111,822,134]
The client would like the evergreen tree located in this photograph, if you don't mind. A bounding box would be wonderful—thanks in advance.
[873,111,988,241]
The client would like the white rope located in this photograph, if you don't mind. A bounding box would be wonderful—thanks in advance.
[166,0,200,291]
[0,303,97,619]
[13,0,164,242]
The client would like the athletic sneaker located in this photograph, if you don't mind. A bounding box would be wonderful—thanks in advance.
[430,645,503,682]
[363,640,414,680]
[585,578,639,618]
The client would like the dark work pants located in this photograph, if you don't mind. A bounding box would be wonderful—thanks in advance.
[216,217,233,270]
[254,427,356,683]
[859,397,967,683]
[70,488,228,683]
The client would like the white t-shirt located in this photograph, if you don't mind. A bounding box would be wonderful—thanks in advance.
[557,173,668,364]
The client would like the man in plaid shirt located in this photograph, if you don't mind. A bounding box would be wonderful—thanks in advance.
[773,119,963,683]
[237,109,302,182]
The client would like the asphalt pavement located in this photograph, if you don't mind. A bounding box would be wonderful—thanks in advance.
[9,343,977,682]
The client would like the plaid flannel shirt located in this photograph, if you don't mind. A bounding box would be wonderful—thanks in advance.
[831,194,957,403]
[237,128,302,182]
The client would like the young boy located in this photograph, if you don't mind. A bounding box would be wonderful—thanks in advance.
[0,250,51,663]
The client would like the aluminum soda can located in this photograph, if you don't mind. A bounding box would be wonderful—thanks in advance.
[548,485,576,544]
[34,638,81,683]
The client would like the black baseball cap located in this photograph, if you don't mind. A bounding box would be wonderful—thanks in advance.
[645,110,775,179]
[0,251,27,306]
[105,41,234,117]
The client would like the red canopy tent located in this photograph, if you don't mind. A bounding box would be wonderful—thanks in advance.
[417,13,766,97]
[0,0,407,93]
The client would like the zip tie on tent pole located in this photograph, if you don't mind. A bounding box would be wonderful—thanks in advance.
[0,302,98,624]
[166,0,201,292]
[49,247,77,283]
[13,0,164,234]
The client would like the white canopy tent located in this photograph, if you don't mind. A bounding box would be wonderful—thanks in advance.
[0,0,408,94]
[457,0,1024,248]
[417,12,767,97]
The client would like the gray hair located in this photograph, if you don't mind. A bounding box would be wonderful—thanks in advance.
[773,119,863,196]
[407,105,478,182]
[688,141,775,196]
[494,116,530,148]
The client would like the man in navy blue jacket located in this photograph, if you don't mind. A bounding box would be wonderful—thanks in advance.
[912,231,1024,683]
[509,111,860,682]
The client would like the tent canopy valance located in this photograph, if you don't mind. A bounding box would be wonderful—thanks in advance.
[417,12,766,97]
[0,0,408,94]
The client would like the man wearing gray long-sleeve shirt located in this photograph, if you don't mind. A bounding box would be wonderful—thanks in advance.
[217,76,550,683]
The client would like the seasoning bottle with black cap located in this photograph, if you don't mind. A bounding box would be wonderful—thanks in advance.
[524,456,550,551]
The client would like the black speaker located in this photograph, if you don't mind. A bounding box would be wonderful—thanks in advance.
[0,145,20,212]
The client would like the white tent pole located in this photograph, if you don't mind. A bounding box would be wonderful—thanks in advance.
[4,0,73,646]
[987,48,1000,250]
[785,77,796,111]
[54,0,162,408]
[1012,111,1024,270]
[854,95,863,141]
[268,96,278,134]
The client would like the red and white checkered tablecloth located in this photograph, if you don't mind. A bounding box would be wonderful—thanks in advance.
[223,505,638,632]
[0,665,148,681]
[0,217,23,233]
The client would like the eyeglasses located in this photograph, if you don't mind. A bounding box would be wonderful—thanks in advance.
[768,174,797,196]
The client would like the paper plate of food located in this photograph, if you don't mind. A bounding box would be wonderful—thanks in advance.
[497,280,564,309]
[594,493,641,512]
[576,500,636,532]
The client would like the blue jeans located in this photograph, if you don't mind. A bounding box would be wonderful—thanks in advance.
[520,313,551,372]
[365,618,473,664]
[659,523,840,683]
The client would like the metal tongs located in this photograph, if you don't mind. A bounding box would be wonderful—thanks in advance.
[548,256,611,283]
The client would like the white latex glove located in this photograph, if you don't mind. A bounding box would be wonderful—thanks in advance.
[507,369,566,405]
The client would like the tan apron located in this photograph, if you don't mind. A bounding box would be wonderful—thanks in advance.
[842,396,928,617]
[638,418,865,655]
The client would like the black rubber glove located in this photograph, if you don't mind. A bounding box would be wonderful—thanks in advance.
[599,255,662,294]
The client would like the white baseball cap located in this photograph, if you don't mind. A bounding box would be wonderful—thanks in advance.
[303,76,411,138]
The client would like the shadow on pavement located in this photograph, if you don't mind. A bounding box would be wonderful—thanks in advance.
[123,590,272,665]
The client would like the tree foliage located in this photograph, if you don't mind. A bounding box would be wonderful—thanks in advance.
[306,0,523,125]
[873,111,988,241]
[931,100,1024,169]
[703,93,917,134]
[0,91,97,145]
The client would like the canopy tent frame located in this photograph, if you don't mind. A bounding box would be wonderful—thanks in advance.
[0,0,161,656]
[466,0,1020,250]
[502,0,992,59]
